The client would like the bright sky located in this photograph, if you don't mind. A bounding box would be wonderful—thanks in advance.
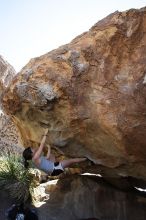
[0,0,146,72]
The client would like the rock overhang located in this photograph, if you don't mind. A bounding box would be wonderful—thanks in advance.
[2,7,146,182]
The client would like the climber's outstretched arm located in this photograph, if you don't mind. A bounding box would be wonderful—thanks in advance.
[33,128,49,161]
[46,144,51,159]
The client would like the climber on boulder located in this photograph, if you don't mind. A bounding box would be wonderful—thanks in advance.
[22,128,86,176]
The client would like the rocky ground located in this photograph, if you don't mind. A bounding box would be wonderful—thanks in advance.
[0,190,14,220]
[29,175,146,220]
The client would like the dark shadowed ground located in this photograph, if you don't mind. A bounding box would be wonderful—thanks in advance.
[0,190,14,220]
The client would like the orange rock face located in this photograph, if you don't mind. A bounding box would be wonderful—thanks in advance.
[2,8,146,177]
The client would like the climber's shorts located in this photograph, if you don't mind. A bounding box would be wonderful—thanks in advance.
[51,162,64,176]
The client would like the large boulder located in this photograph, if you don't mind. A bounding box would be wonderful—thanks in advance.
[2,8,146,179]
[36,175,146,220]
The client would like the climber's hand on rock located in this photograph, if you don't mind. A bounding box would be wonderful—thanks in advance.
[44,128,49,136]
